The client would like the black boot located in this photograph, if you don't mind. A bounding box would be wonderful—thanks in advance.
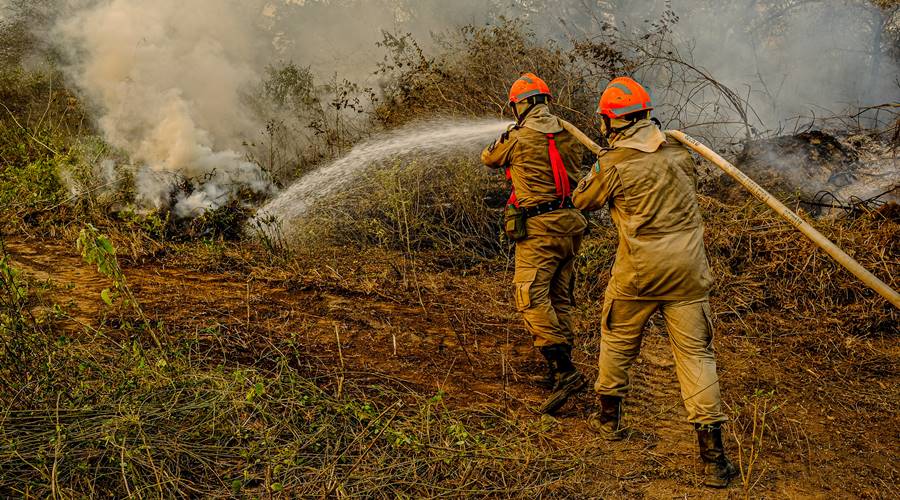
[588,395,625,440]
[695,423,739,488]
[538,347,559,389]
[537,344,585,414]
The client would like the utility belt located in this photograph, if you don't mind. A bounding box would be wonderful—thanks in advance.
[522,197,575,218]
[503,197,575,242]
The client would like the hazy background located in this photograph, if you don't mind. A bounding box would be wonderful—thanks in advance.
[5,0,894,214]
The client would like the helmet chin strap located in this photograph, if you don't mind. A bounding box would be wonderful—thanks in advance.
[600,115,611,138]
[604,111,653,138]
[514,102,537,125]
[511,95,548,126]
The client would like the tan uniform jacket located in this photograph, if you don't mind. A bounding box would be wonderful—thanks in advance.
[481,105,587,237]
[572,120,712,300]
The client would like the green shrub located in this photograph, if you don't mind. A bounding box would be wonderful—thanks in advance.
[0,156,65,210]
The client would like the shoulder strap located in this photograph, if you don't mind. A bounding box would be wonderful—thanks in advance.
[547,133,571,203]
[504,132,571,209]
[505,167,518,207]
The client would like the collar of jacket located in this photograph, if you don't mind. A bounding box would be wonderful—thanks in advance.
[520,104,563,134]
[609,119,666,153]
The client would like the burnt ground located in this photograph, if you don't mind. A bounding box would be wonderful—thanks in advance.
[5,229,899,499]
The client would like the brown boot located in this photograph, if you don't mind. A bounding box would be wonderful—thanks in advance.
[696,423,739,488]
[537,344,586,414]
[588,395,625,440]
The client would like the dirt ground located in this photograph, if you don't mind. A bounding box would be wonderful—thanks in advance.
[5,230,899,499]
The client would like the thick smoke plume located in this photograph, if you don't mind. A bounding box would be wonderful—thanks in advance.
[50,0,500,216]
[56,0,273,217]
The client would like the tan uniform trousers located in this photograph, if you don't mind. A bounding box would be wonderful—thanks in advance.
[597,297,726,425]
[514,234,582,348]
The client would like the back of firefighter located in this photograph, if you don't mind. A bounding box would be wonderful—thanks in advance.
[572,76,738,488]
[481,73,588,414]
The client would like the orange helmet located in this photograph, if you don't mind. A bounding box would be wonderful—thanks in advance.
[597,77,653,119]
[508,73,552,104]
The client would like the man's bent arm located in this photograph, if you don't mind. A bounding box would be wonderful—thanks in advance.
[481,134,517,169]
[572,160,621,212]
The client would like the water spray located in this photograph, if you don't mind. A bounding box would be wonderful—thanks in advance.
[558,121,900,309]
[254,119,512,228]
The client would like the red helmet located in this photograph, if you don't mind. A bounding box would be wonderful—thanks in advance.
[597,77,653,119]
[508,73,552,104]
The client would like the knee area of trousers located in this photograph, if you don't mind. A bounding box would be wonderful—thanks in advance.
[670,334,716,355]
[601,335,642,352]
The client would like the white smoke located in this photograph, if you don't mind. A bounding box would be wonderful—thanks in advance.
[55,0,273,217]
[551,0,899,131]
[663,0,899,128]
[49,0,503,217]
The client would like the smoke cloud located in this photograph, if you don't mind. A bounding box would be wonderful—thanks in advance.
[540,1,898,131]
[55,0,273,217]
[51,0,504,216]
[262,0,899,131]
[261,0,499,83]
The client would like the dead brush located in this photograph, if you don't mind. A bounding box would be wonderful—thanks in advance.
[697,195,898,336]
[375,18,605,138]
[291,154,508,264]
[726,389,782,497]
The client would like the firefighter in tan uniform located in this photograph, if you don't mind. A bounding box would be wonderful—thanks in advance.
[572,77,738,488]
[481,73,588,414]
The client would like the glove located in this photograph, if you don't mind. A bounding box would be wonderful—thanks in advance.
[500,123,517,142]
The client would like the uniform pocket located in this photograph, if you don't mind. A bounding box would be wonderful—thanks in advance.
[513,267,538,311]
[601,298,614,334]
[503,205,527,241]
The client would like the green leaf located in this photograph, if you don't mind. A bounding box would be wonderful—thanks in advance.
[99,236,115,254]
[271,482,283,492]
[100,288,113,306]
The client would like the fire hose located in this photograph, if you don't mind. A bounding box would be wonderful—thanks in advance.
[558,120,900,310]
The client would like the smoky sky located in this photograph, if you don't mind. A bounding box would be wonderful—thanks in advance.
[39,0,898,213]
[265,0,898,128]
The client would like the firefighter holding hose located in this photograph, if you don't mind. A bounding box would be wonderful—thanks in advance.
[481,73,588,415]
[572,77,738,488]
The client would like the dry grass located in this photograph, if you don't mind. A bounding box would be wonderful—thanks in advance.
[291,154,509,263]
[0,240,586,497]
[700,196,898,336]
